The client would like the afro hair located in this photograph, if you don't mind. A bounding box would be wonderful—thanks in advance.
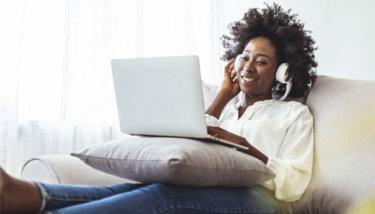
[221,3,318,98]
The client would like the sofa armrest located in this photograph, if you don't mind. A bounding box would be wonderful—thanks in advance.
[21,155,137,186]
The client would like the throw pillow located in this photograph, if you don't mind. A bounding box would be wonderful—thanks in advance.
[71,136,274,187]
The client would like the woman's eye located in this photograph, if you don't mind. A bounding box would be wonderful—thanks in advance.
[240,56,248,60]
[256,60,266,65]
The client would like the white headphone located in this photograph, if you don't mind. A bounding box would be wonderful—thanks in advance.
[234,55,241,73]
[275,63,292,101]
[234,55,292,101]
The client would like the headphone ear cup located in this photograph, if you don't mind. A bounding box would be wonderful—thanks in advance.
[275,63,292,101]
[234,55,241,72]
[276,63,289,83]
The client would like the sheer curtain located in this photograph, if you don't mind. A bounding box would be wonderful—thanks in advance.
[0,0,241,176]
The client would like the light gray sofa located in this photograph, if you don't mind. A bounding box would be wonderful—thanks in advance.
[21,75,375,214]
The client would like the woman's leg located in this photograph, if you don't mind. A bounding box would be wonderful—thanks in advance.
[0,167,43,213]
[39,182,145,212]
[0,167,144,214]
[49,183,277,214]
[2,167,277,214]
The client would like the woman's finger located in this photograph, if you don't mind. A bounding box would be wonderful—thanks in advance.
[229,61,235,73]
[224,58,235,75]
[231,71,237,79]
[232,75,239,83]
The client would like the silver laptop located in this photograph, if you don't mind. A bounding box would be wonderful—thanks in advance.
[111,55,248,151]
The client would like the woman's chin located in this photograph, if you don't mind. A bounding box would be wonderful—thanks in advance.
[239,85,257,95]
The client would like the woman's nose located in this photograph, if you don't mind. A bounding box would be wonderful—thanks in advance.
[243,60,255,73]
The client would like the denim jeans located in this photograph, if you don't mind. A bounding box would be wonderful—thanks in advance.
[36,182,277,214]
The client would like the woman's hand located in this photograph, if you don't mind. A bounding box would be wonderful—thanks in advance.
[207,126,249,149]
[207,126,269,164]
[221,58,240,99]
[205,58,241,119]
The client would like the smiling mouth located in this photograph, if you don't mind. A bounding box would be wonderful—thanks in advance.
[241,76,258,82]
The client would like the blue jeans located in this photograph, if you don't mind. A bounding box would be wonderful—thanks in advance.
[36,182,277,214]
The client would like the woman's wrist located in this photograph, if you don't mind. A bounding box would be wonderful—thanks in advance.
[205,90,233,118]
[218,89,235,101]
[242,139,269,165]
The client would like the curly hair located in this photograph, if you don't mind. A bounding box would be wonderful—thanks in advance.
[221,3,317,98]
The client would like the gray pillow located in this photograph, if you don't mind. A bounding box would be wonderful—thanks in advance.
[71,136,274,187]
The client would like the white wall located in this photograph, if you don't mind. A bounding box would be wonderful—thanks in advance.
[237,0,375,80]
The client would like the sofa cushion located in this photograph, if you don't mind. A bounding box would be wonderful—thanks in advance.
[71,136,274,187]
[292,76,375,213]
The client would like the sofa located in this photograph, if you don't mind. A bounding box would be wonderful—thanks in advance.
[21,75,375,213]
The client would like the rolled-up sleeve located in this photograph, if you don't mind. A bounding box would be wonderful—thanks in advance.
[205,114,220,127]
[262,105,314,202]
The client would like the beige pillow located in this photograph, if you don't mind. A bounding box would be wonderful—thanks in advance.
[71,136,274,187]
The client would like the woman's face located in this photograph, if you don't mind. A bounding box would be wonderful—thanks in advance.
[236,37,278,100]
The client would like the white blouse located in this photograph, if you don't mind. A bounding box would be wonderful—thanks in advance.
[205,99,314,202]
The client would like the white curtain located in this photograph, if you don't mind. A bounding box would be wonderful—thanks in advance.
[0,0,241,176]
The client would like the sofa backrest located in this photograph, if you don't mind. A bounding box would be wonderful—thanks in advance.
[293,75,375,213]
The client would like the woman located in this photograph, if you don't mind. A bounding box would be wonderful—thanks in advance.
[0,3,317,214]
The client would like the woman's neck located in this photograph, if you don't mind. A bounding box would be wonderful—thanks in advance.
[240,93,272,109]
[238,93,272,119]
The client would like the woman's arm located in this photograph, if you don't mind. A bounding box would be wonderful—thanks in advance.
[205,58,240,118]
[244,142,269,165]
[207,126,268,164]
[205,91,233,119]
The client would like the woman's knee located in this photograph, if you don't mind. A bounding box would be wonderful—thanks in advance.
[142,183,169,194]
[137,183,180,201]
